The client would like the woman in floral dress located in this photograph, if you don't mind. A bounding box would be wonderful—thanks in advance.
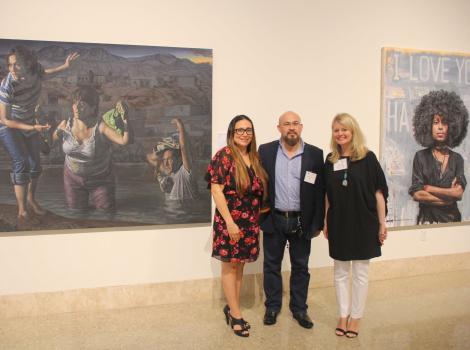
[206,115,267,337]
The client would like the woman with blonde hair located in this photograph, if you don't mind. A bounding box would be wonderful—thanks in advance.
[323,113,388,338]
[205,115,268,337]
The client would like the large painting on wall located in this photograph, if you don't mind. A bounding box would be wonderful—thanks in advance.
[381,47,469,228]
[0,38,212,233]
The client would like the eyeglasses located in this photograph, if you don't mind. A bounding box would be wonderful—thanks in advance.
[234,128,253,135]
[280,121,302,128]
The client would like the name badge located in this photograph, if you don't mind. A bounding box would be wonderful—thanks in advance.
[334,158,348,171]
[304,171,317,184]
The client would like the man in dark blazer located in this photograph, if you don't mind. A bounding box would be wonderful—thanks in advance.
[259,111,325,329]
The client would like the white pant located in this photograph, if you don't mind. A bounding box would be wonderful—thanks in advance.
[334,259,370,319]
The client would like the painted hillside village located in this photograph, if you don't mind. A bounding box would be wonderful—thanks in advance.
[0,40,212,232]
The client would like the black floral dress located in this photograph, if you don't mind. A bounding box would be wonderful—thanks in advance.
[205,146,264,263]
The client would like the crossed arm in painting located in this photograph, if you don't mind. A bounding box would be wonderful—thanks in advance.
[413,179,464,205]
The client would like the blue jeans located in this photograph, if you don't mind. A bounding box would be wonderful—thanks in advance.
[263,211,312,314]
[0,127,42,185]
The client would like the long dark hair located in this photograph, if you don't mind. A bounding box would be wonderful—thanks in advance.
[70,86,100,128]
[226,115,268,197]
[7,46,42,76]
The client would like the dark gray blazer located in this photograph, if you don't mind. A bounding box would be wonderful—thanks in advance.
[258,140,325,239]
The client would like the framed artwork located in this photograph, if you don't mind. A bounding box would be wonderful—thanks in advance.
[380,47,469,228]
[0,38,212,233]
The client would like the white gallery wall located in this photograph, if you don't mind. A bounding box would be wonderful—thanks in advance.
[1,0,470,295]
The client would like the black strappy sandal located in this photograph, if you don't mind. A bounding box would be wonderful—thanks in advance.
[230,316,250,337]
[335,315,349,336]
[345,316,359,338]
[223,304,251,329]
[345,330,359,338]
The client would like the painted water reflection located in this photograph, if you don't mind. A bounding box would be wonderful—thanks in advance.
[0,163,211,228]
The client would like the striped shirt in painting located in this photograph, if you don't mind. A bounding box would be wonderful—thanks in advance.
[0,68,44,131]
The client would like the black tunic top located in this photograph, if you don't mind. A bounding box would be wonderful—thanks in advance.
[325,151,388,261]
[408,148,466,224]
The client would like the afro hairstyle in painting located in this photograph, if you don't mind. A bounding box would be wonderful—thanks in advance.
[412,90,468,148]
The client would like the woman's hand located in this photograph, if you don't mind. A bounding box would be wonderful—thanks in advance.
[323,222,328,239]
[226,221,241,242]
[378,223,387,245]
[116,101,129,122]
[449,178,464,199]
[64,52,80,68]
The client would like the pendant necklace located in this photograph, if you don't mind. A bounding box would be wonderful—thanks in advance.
[342,158,349,187]
[432,148,448,178]
[342,169,348,187]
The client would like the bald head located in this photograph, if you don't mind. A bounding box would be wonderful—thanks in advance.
[277,111,303,147]
[278,111,301,125]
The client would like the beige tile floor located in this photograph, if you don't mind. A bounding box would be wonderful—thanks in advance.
[1,269,469,350]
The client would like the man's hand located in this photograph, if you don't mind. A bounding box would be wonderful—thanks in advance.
[171,118,183,131]
[33,124,51,132]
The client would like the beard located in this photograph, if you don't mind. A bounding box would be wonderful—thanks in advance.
[283,133,300,146]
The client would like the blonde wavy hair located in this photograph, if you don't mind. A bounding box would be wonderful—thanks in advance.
[328,113,368,163]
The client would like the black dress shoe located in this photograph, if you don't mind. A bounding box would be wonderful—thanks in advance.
[293,312,314,329]
[263,309,278,325]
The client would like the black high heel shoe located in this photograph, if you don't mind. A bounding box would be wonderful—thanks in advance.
[223,304,230,325]
[230,316,250,337]
[223,305,251,329]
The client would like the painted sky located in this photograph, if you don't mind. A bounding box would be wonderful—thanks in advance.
[0,39,212,64]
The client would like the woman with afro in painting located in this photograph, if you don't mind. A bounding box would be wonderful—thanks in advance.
[409,90,468,224]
